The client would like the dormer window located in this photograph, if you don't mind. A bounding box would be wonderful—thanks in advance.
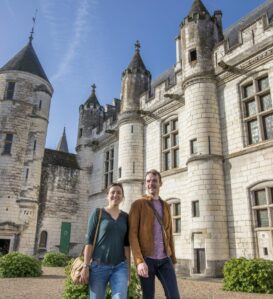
[5,82,15,100]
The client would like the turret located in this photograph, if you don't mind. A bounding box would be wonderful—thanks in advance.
[120,41,151,112]
[77,84,104,148]
[0,31,53,255]
[118,42,150,211]
[179,0,229,277]
[180,0,223,80]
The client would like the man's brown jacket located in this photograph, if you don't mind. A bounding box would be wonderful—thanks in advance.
[129,195,177,266]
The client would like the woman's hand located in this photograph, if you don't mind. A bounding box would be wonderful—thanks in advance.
[80,267,89,284]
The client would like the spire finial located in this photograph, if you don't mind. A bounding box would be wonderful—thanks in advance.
[29,9,38,42]
[91,83,96,93]
[135,40,141,52]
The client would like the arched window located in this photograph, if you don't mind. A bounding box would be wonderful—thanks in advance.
[249,181,273,259]
[39,231,48,249]
[167,198,181,234]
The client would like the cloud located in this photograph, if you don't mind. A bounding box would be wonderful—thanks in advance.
[50,0,95,82]
[4,0,16,18]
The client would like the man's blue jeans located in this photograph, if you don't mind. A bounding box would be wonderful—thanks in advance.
[139,257,180,299]
[89,260,128,299]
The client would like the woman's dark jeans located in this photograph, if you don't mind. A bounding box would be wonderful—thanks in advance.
[139,257,181,299]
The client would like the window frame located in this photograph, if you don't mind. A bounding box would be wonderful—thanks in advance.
[167,198,181,235]
[241,75,273,145]
[251,183,273,229]
[162,117,179,171]
[103,147,114,189]
[192,200,200,217]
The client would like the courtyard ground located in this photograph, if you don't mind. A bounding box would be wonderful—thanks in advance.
[1,267,273,299]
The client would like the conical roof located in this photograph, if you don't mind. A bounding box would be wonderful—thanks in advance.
[126,41,148,73]
[84,84,101,107]
[56,127,69,153]
[188,0,210,17]
[0,39,49,82]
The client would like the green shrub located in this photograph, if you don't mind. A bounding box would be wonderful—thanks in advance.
[223,257,273,293]
[62,259,142,299]
[0,252,42,278]
[42,252,69,267]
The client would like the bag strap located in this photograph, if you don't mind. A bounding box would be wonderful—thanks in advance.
[91,208,102,254]
[80,208,102,256]
[146,200,167,240]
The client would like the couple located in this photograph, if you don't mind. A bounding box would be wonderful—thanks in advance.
[80,169,181,299]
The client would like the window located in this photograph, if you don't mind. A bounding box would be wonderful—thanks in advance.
[25,168,29,180]
[189,49,197,62]
[39,231,47,248]
[33,140,37,152]
[241,76,273,145]
[192,200,200,217]
[5,82,15,100]
[2,133,13,155]
[104,148,114,188]
[168,199,181,234]
[79,128,83,138]
[162,118,179,171]
[38,100,42,110]
[190,138,197,155]
[251,186,273,228]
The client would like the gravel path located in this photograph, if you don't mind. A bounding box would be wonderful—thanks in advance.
[1,267,273,299]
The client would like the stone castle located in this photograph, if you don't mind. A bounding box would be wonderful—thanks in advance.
[1,0,273,277]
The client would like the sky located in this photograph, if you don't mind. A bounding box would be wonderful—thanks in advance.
[0,0,268,153]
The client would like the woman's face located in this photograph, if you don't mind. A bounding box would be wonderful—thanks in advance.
[107,185,123,207]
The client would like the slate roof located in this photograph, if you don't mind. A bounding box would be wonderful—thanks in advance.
[188,0,210,17]
[127,50,148,73]
[56,128,69,153]
[43,149,80,169]
[224,0,273,48]
[0,40,49,82]
[84,84,101,108]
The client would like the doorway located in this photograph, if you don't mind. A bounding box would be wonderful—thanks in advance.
[194,248,206,274]
[0,239,10,255]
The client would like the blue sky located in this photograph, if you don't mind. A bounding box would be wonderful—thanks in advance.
[0,0,267,152]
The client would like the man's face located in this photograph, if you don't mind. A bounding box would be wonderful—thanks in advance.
[145,173,162,198]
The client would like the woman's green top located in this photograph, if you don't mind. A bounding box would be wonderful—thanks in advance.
[86,208,129,265]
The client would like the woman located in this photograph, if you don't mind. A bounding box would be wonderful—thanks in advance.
[80,182,130,299]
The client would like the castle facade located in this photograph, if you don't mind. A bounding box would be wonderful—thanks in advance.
[1,0,273,277]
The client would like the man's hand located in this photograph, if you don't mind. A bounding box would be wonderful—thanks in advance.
[137,262,149,278]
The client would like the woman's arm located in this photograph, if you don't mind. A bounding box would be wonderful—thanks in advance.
[80,244,93,284]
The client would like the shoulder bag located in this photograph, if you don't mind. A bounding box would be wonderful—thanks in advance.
[70,208,102,284]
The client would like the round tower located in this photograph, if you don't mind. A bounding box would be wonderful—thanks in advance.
[76,84,104,169]
[180,0,229,276]
[0,35,53,255]
[118,41,151,211]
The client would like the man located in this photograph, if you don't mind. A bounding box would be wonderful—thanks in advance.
[129,169,181,299]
